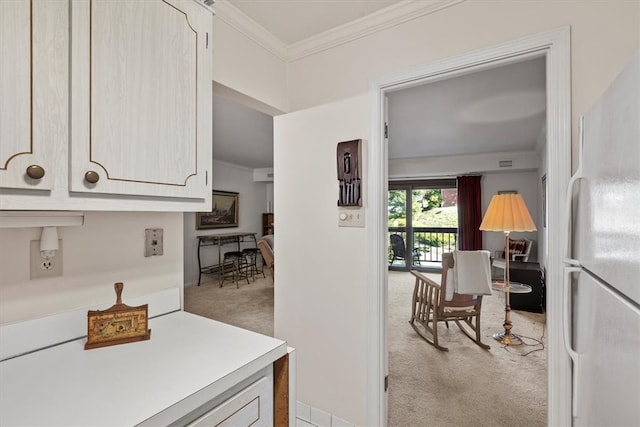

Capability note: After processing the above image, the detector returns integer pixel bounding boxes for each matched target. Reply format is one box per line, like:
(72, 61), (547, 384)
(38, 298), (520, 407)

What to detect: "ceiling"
(213, 1), (547, 169)
(213, 94), (273, 169)
(387, 57), (547, 159)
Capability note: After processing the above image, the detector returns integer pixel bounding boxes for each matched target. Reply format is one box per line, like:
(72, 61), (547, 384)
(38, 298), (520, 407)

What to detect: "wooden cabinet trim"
(273, 353), (289, 426)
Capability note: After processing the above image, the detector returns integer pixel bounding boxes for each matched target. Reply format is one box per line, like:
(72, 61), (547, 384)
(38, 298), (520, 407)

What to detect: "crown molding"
(214, 0), (289, 60)
(287, 0), (465, 61)
(215, 0), (465, 63)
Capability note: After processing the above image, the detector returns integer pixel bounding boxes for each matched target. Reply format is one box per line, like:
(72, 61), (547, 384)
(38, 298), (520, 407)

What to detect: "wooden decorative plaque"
(85, 282), (151, 350)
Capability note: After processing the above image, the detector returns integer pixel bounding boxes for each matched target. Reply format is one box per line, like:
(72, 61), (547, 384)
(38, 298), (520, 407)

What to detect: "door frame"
(366, 27), (572, 426)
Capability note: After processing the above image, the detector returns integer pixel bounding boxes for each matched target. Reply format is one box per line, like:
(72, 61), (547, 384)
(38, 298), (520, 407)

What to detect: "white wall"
(183, 160), (270, 286)
(212, 17), (288, 113)
(0, 0), (626, 423)
(267, 3), (637, 425)
(0, 212), (183, 324)
(274, 95), (370, 425)
(389, 150), (539, 179)
(287, 1), (639, 165)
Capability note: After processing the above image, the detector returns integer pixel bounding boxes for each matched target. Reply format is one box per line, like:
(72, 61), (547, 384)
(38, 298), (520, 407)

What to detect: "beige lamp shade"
(479, 193), (537, 232)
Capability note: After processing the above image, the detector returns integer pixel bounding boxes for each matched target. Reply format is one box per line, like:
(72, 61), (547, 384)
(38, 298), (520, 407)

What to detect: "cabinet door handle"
(26, 165), (45, 180)
(84, 171), (100, 184)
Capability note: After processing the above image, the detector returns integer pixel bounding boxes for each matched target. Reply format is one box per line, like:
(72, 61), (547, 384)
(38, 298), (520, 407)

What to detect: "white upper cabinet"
(0, 0), (213, 211)
(0, 0), (60, 191)
(70, 0), (210, 199)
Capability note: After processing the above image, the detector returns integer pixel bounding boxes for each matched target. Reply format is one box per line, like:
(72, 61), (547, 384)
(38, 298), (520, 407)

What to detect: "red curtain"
(457, 175), (483, 250)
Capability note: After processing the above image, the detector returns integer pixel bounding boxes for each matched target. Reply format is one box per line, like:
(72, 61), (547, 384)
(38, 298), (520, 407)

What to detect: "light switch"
(145, 228), (163, 257)
(338, 208), (365, 227)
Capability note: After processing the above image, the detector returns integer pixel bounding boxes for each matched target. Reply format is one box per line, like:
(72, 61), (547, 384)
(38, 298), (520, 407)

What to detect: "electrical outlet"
(41, 259), (55, 270)
(145, 228), (164, 257)
(30, 240), (63, 279)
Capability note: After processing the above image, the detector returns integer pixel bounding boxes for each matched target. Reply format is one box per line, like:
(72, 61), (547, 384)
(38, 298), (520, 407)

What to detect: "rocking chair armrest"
(410, 270), (440, 289)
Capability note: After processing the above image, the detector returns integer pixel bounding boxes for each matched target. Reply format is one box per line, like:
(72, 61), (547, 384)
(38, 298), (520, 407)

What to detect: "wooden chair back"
(409, 252), (490, 351)
(439, 253), (483, 311)
(258, 235), (274, 279)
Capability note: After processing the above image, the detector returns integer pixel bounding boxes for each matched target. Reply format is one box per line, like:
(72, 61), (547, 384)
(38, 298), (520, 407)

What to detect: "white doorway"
(366, 27), (572, 426)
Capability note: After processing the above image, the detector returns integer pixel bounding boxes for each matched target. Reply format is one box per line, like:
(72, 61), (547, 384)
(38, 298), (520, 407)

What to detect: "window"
(388, 179), (458, 270)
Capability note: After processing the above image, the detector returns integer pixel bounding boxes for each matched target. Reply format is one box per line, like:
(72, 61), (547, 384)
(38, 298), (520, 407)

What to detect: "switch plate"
(30, 240), (63, 279)
(338, 207), (365, 227)
(145, 228), (164, 257)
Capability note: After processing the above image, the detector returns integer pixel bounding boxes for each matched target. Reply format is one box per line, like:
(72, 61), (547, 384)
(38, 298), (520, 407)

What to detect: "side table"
(492, 260), (545, 313)
(491, 281), (532, 345)
(492, 281), (532, 294)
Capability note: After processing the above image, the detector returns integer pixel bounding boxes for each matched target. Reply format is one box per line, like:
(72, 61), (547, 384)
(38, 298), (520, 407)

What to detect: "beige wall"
(0, 212), (183, 324)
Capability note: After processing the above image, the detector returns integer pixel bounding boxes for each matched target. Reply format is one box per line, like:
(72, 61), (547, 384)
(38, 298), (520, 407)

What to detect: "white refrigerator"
(564, 51), (640, 426)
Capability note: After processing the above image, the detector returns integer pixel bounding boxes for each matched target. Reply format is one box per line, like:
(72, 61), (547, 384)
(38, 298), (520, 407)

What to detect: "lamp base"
(493, 332), (523, 346)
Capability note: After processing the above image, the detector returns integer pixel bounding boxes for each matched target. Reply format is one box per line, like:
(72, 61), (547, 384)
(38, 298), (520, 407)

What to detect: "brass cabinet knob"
(84, 170), (100, 184)
(26, 165), (45, 180)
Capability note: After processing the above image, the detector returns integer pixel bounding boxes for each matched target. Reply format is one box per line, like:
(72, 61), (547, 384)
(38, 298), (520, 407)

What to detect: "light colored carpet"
(184, 273), (274, 337)
(387, 270), (547, 427)
(184, 271), (547, 427)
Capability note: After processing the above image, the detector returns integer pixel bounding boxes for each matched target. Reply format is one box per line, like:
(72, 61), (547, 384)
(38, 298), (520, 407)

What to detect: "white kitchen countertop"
(0, 311), (287, 426)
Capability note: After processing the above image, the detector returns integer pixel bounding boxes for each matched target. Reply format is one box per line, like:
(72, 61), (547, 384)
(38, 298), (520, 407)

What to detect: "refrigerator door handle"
(563, 116), (585, 267)
(563, 266), (582, 417)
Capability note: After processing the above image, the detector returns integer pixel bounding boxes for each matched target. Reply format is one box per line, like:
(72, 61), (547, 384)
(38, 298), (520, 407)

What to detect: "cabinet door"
(70, 0), (212, 200)
(0, 0), (65, 191)
(186, 374), (273, 427)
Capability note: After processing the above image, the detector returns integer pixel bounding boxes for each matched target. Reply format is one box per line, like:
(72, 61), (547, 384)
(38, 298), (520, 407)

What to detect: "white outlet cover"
(145, 228), (164, 257)
(30, 240), (63, 279)
(338, 207), (365, 227)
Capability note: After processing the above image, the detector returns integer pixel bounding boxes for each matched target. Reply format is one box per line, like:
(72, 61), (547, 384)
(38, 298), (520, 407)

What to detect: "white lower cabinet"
(0, 311), (291, 426)
(186, 367), (274, 427)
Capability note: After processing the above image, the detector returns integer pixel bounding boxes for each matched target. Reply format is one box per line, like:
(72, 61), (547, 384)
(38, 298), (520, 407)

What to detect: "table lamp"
(480, 192), (537, 345)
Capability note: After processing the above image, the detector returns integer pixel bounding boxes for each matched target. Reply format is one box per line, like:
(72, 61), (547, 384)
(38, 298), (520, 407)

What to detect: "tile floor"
(295, 401), (355, 427)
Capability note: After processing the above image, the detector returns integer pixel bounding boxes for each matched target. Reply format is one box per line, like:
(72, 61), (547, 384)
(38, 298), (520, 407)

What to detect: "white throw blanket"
(452, 250), (492, 296)
(445, 270), (456, 301)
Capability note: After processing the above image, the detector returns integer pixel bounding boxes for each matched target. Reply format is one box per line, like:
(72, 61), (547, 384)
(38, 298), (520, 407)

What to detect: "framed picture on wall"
(196, 190), (239, 229)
